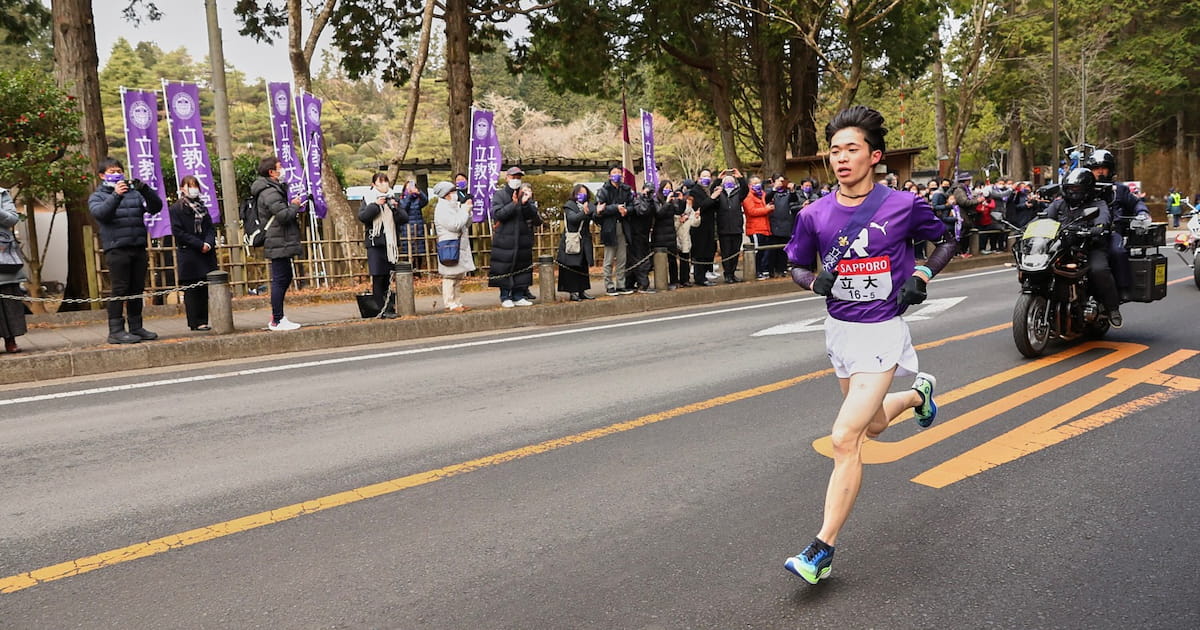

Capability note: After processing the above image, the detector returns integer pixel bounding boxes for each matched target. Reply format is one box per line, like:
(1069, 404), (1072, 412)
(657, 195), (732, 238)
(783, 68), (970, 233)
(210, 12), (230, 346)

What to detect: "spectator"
(818, 183), (831, 197)
(763, 175), (801, 278)
(453, 172), (471, 204)
(674, 187), (702, 286)
(714, 168), (748, 282)
(688, 169), (720, 286)
(651, 179), (684, 289)
(489, 167), (542, 307)
(168, 175), (219, 331)
(557, 184), (597, 301)
(357, 173), (408, 319)
(0, 186), (27, 353)
(595, 165), (634, 296)
(901, 179), (916, 193)
(249, 155), (305, 331)
(432, 181), (475, 312)
(398, 179), (428, 266)
(88, 156), (165, 344)
(627, 183), (657, 293)
(742, 174), (772, 279)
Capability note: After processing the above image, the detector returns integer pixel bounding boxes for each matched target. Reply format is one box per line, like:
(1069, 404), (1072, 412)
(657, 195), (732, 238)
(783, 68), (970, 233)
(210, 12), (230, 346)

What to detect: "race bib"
(832, 256), (892, 302)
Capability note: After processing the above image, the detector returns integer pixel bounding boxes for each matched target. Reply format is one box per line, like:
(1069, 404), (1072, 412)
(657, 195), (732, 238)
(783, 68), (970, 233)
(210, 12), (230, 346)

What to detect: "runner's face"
(827, 127), (880, 189)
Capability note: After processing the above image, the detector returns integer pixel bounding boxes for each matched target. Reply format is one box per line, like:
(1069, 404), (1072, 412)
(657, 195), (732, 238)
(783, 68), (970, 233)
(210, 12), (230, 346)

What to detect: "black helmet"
(1063, 168), (1096, 206)
(1086, 149), (1117, 182)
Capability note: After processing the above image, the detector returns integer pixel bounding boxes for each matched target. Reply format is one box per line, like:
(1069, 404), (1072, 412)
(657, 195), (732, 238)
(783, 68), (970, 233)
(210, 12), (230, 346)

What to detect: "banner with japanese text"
(641, 109), (659, 190)
(294, 91), (328, 219)
(163, 81), (220, 223)
(468, 108), (501, 223)
(120, 88), (170, 238)
(266, 82), (305, 197)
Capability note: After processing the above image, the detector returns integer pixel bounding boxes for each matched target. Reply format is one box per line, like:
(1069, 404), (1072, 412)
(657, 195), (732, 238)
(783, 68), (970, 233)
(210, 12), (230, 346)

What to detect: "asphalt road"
(2, 263), (1198, 629)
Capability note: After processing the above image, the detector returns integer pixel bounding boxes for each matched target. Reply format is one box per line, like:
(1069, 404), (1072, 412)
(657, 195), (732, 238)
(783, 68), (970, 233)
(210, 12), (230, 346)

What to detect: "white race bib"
(832, 256), (892, 302)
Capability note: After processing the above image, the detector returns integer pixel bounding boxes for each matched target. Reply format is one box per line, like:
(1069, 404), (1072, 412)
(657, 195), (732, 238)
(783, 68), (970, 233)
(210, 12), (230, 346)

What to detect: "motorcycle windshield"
(1018, 219), (1061, 269)
(1023, 218), (1061, 240)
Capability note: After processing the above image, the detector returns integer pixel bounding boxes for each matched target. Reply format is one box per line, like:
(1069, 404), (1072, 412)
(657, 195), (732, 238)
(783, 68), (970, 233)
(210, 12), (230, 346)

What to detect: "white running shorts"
(823, 315), (919, 379)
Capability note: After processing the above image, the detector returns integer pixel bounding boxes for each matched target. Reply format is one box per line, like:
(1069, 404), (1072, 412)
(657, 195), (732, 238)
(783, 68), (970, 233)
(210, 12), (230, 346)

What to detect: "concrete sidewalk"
(2, 254), (1014, 386)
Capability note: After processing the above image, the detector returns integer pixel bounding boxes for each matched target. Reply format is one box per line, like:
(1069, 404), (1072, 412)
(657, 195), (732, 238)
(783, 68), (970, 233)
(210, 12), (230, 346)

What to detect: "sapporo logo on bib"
(833, 256), (892, 301)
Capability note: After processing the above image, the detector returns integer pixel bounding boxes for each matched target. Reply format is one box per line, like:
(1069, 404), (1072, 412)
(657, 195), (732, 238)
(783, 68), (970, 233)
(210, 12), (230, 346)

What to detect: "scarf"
(185, 198), (206, 233)
(368, 196), (400, 264)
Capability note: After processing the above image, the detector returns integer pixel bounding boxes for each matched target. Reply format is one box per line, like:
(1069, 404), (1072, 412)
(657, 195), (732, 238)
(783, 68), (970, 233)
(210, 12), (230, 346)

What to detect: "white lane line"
(1, 267), (1014, 406)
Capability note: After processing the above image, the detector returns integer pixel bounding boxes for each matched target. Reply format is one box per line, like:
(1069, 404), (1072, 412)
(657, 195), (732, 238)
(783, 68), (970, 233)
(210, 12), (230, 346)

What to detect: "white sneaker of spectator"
(268, 316), (301, 331)
(514, 298), (533, 306)
(501, 300), (515, 308)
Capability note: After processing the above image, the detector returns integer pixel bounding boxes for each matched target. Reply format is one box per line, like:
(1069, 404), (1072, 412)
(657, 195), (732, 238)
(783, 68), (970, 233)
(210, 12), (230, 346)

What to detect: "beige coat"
(434, 198), (476, 276)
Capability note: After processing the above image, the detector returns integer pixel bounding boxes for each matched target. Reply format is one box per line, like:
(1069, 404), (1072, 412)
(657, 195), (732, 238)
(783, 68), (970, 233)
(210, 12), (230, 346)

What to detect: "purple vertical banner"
(163, 81), (220, 223)
(641, 109), (659, 190)
(468, 108), (502, 223)
(299, 92), (328, 218)
(120, 88), (170, 238)
(266, 82), (305, 197)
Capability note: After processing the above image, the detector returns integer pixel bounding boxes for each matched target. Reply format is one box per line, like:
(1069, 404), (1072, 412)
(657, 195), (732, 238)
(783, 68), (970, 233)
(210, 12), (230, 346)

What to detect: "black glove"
(130, 179), (147, 192)
(1089, 225), (1107, 236)
(899, 275), (928, 305)
(811, 269), (838, 296)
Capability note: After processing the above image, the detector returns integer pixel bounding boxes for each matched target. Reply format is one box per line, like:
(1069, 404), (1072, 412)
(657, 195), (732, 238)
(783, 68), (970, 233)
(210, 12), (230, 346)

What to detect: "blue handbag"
(436, 238), (460, 265)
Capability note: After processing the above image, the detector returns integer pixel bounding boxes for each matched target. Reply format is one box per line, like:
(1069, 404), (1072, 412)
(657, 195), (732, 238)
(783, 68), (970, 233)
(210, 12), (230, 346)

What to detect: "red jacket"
(742, 191), (771, 235)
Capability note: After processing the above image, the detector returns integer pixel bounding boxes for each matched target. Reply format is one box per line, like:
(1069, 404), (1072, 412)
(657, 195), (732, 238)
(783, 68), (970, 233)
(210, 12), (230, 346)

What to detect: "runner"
(782, 105), (957, 584)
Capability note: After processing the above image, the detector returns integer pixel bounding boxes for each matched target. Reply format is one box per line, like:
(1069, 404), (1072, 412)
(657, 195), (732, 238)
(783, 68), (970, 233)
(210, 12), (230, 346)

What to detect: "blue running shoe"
(912, 372), (938, 428)
(784, 538), (835, 584)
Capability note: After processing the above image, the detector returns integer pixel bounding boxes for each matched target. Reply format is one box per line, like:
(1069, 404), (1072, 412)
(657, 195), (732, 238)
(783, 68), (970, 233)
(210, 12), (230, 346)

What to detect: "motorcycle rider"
(1045, 168), (1123, 327)
(1085, 149), (1149, 298)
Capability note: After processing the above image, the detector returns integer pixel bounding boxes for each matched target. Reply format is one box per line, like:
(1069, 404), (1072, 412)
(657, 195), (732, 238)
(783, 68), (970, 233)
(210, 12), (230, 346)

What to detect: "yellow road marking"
(913, 349), (1200, 487)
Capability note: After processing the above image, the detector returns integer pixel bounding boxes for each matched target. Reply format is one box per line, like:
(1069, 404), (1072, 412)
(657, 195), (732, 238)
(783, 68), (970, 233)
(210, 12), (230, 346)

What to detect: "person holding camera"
(0, 186), (28, 353)
(651, 179), (685, 289)
(713, 168), (747, 283)
(687, 169), (720, 286)
(88, 157), (164, 344)
(489, 167), (542, 307)
(168, 175), (219, 331)
(627, 182), (658, 293)
(249, 155), (306, 331)
(358, 173), (409, 318)
(556, 184), (596, 301)
(398, 179), (429, 267)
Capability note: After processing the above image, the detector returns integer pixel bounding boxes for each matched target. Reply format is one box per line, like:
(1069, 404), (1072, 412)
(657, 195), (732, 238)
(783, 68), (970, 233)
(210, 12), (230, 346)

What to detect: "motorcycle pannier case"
(1128, 253), (1168, 302)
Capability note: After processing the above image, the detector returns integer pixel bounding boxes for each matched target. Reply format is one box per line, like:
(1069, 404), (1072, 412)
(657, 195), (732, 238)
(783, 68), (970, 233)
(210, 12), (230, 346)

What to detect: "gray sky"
(92, 0), (319, 84)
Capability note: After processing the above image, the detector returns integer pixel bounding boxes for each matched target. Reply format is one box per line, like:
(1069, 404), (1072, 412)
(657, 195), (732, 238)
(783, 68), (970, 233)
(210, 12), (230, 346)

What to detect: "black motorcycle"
(1010, 203), (1168, 358)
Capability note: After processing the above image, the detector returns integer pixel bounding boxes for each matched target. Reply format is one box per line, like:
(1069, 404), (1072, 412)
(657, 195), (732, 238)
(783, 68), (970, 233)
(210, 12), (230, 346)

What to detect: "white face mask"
(508, 179), (522, 190)
(185, 187), (200, 199)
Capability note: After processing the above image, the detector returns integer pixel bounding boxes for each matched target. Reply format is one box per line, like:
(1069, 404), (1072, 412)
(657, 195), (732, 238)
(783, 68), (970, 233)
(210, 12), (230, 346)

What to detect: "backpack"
(239, 191), (274, 248)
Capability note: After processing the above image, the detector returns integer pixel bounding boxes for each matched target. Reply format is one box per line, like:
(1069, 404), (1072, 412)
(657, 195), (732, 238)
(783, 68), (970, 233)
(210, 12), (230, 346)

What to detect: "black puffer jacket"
(88, 184), (164, 250)
(250, 176), (302, 259)
(651, 194), (684, 248)
(488, 187), (543, 288)
(764, 189), (802, 238)
(714, 178), (747, 235)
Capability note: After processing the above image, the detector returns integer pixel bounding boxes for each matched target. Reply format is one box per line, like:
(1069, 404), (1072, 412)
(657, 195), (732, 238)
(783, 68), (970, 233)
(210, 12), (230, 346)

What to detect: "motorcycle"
(1171, 209), (1200, 289)
(1009, 203), (1168, 358)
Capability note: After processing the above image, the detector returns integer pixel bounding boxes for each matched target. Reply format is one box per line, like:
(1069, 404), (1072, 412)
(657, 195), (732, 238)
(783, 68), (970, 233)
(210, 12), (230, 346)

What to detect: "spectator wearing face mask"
(742, 175), (773, 279)
(453, 172), (471, 204)
(398, 178), (429, 266)
(357, 173), (409, 318)
(595, 166), (635, 296)
(763, 175), (803, 277)
(557, 184), (597, 301)
(489, 166), (542, 307)
(651, 179), (686, 289)
(713, 168), (747, 282)
(627, 182), (658, 293)
(687, 169), (720, 286)
(169, 175), (219, 331)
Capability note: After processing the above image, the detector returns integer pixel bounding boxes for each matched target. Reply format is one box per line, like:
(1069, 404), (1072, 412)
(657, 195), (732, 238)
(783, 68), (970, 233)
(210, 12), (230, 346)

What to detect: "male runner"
(782, 106), (958, 584)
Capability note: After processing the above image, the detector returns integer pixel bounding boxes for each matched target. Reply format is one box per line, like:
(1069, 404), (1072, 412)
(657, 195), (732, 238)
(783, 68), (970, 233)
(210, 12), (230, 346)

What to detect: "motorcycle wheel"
(1085, 317), (1110, 339)
(1013, 293), (1050, 358)
(1193, 250), (1199, 289)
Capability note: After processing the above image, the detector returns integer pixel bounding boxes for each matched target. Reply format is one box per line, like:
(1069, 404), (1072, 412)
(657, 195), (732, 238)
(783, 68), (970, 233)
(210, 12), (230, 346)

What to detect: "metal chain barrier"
(0, 280), (209, 304)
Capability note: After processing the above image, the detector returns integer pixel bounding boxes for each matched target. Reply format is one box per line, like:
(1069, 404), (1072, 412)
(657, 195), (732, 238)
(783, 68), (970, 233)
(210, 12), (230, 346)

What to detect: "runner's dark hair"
(825, 105), (887, 153)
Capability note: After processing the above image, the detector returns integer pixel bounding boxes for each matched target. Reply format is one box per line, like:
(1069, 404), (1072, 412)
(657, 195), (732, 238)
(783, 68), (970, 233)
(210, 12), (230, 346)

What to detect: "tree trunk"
(1008, 107), (1025, 180)
(707, 74), (740, 170)
(1174, 110), (1186, 190)
(753, 9), (785, 177)
(287, 0), (357, 279)
(794, 42), (819, 158)
(20, 197), (45, 313)
(51, 0), (105, 311)
(388, 0), (437, 183)
(444, 0), (472, 175)
(932, 29), (948, 177)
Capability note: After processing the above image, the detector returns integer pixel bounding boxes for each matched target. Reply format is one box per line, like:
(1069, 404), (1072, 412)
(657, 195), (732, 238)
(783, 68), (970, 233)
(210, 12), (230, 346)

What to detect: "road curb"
(4, 256), (1010, 386)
